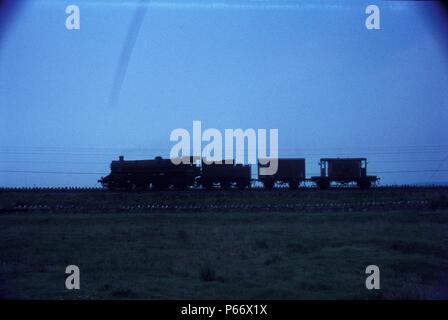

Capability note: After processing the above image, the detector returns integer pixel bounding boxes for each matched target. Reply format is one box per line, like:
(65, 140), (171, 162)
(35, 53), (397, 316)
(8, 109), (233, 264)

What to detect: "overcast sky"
(1, 0), (448, 187)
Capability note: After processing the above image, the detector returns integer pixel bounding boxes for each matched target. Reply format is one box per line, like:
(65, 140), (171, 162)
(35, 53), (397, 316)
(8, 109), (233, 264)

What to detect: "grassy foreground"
(1, 210), (448, 299)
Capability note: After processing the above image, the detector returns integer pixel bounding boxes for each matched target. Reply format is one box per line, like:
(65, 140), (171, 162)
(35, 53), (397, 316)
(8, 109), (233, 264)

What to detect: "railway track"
(0, 199), (439, 214)
(0, 185), (447, 193)
(1, 185), (446, 213)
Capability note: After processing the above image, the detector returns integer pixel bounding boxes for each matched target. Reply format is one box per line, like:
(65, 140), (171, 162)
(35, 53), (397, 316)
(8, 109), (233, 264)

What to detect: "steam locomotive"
(98, 156), (378, 190)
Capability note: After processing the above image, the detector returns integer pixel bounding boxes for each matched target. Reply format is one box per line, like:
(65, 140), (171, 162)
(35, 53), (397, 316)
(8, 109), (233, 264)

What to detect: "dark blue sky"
(1, 0), (448, 187)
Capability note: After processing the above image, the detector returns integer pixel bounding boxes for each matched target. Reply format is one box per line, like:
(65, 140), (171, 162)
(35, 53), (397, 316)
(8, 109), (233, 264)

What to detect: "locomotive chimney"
(119, 155), (124, 161)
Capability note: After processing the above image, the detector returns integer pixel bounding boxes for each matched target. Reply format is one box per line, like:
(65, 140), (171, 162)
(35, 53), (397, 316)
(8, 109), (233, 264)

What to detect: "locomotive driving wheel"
(316, 179), (330, 189)
(203, 181), (213, 190)
(220, 181), (231, 190)
(236, 180), (249, 190)
(357, 179), (372, 189)
(289, 180), (299, 190)
(263, 180), (274, 190)
(174, 181), (189, 190)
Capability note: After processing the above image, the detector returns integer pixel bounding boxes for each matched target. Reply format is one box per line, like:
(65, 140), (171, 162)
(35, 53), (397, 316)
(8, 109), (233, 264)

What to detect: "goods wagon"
(310, 158), (378, 189)
(258, 158), (306, 189)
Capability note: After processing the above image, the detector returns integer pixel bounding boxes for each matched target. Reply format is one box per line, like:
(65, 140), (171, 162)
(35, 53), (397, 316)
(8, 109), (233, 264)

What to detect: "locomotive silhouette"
(99, 156), (378, 190)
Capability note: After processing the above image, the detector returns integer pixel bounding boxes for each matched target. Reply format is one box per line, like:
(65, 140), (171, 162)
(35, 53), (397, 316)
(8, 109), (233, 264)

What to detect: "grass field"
(1, 209), (448, 299)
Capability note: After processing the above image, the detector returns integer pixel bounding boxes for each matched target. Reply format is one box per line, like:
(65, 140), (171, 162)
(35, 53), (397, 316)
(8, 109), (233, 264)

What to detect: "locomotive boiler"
(99, 156), (199, 190)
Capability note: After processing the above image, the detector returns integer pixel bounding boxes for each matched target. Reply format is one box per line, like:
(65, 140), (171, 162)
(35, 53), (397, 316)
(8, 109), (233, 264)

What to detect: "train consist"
(99, 156), (378, 190)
